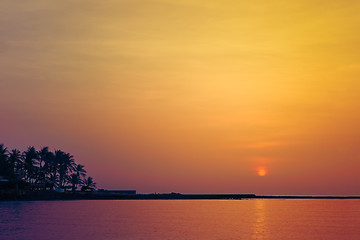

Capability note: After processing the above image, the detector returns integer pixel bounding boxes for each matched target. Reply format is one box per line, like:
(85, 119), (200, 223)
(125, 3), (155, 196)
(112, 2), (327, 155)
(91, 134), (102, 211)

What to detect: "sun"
(257, 168), (267, 176)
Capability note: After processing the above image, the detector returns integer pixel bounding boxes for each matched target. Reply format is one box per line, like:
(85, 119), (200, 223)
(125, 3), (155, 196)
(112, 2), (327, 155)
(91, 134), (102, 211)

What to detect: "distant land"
(1, 190), (360, 201)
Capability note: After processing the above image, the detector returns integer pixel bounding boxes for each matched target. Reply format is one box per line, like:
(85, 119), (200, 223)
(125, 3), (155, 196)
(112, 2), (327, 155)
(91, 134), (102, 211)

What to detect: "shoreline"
(2, 192), (360, 201)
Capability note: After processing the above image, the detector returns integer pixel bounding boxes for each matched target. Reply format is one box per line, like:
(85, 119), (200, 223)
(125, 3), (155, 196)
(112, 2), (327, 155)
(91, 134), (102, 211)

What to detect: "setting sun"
(257, 169), (267, 177)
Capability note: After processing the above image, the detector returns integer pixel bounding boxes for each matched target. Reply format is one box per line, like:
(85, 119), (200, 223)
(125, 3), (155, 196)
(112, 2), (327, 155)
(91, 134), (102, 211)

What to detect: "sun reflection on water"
(251, 200), (266, 239)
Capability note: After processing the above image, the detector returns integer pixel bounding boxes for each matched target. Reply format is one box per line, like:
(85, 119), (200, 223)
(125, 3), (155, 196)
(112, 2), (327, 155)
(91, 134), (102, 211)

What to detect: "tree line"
(0, 144), (96, 192)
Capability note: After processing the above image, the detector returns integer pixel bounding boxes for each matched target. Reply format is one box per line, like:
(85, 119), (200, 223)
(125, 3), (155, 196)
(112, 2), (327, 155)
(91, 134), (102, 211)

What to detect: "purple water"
(1, 199), (360, 240)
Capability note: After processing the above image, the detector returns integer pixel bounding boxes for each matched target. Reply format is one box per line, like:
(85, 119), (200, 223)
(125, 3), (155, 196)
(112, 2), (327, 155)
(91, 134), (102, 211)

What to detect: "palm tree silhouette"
(0, 144), (9, 178)
(56, 150), (76, 189)
(82, 176), (96, 191)
(8, 149), (23, 193)
(23, 146), (39, 185)
(38, 147), (50, 189)
(69, 173), (80, 192)
(8, 149), (22, 174)
(75, 164), (86, 180)
(42, 150), (56, 190)
(38, 147), (49, 169)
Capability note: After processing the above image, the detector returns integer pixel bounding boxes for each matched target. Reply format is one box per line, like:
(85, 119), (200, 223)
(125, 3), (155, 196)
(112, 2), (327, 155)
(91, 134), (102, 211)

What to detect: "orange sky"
(1, 0), (360, 194)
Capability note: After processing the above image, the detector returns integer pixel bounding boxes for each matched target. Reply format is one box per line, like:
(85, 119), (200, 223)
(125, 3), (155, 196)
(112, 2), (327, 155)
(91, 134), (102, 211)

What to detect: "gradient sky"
(1, 0), (360, 195)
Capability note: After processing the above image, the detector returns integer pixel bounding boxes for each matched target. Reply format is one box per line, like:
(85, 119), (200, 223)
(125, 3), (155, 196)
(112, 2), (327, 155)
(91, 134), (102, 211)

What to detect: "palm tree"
(82, 176), (96, 191)
(56, 150), (76, 189)
(54, 150), (64, 188)
(38, 147), (57, 189)
(38, 147), (49, 169)
(8, 149), (22, 177)
(73, 164), (87, 190)
(69, 173), (80, 192)
(0, 144), (9, 178)
(23, 146), (39, 185)
(42, 150), (56, 190)
(75, 164), (86, 180)
(8, 149), (23, 193)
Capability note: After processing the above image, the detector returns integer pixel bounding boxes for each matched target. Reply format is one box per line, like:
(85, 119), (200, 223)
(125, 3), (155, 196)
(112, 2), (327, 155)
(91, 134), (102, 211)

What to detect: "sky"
(1, 0), (360, 195)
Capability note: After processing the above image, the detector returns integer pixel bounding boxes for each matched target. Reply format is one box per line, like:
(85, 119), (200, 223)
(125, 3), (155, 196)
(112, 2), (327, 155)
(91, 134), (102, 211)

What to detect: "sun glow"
(257, 168), (267, 177)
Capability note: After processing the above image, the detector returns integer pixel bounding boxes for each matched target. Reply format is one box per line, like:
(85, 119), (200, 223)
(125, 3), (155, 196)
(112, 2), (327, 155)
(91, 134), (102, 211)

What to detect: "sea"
(1, 199), (360, 240)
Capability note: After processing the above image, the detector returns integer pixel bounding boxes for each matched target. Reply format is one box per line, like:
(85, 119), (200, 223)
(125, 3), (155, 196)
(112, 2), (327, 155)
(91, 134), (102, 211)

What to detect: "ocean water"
(1, 199), (360, 240)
